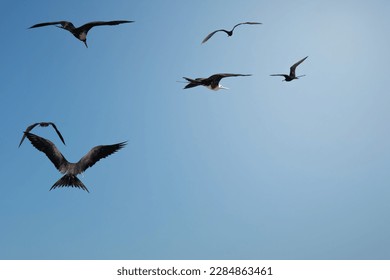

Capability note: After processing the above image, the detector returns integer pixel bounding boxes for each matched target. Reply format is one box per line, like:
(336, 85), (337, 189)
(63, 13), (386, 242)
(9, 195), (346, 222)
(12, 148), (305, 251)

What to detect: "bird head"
(207, 84), (229, 91)
(218, 85), (229, 90)
(80, 38), (88, 48)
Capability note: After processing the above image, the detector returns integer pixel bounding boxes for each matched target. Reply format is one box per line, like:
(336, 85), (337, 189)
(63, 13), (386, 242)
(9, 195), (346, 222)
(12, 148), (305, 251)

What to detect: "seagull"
(19, 122), (65, 147)
(270, 56), (308, 81)
(25, 132), (127, 193)
(183, 73), (252, 90)
(29, 20), (134, 47)
(202, 22), (262, 44)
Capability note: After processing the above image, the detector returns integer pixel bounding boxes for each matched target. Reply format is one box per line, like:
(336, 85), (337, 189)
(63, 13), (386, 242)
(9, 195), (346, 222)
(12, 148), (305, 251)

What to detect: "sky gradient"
(1, 0), (390, 259)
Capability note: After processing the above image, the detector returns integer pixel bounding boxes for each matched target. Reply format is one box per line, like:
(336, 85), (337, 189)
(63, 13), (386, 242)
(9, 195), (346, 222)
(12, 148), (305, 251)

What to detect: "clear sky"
(1, 0), (390, 260)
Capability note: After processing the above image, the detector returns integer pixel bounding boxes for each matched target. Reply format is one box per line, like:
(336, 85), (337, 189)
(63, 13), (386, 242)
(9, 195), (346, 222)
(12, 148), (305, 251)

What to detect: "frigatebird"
(19, 122), (65, 147)
(29, 20), (134, 47)
(25, 132), (127, 193)
(270, 56), (308, 81)
(202, 22), (262, 44)
(183, 73), (252, 90)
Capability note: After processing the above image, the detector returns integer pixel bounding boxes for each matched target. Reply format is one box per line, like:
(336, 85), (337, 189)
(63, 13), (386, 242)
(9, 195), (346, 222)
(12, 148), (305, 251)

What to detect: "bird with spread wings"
(19, 122), (65, 147)
(25, 132), (127, 193)
(202, 22), (262, 44)
(29, 20), (134, 47)
(270, 56), (308, 82)
(183, 73), (252, 90)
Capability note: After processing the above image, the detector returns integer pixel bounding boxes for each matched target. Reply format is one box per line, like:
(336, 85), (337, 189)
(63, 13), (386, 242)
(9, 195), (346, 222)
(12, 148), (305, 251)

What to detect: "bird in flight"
(202, 22), (262, 44)
(183, 73), (252, 91)
(29, 20), (134, 47)
(270, 56), (308, 82)
(25, 132), (127, 193)
(19, 122), (65, 147)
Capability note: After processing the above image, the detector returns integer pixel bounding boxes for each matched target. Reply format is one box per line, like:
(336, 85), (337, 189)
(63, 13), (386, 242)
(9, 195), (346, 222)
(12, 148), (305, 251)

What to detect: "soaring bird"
(29, 20), (134, 47)
(270, 56), (308, 81)
(183, 73), (252, 90)
(19, 122), (65, 147)
(25, 132), (127, 193)
(202, 22), (262, 44)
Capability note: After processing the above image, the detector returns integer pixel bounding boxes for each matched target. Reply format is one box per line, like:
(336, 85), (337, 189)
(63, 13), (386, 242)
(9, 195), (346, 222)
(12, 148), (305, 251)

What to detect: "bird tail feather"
(183, 77), (197, 83)
(50, 174), (89, 193)
(183, 77), (201, 89)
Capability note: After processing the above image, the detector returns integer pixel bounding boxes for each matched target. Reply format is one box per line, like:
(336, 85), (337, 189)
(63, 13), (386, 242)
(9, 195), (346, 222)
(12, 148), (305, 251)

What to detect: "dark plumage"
(202, 22), (262, 44)
(29, 20), (134, 47)
(183, 73), (252, 90)
(19, 122), (65, 147)
(270, 56), (308, 81)
(25, 132), (127, 192)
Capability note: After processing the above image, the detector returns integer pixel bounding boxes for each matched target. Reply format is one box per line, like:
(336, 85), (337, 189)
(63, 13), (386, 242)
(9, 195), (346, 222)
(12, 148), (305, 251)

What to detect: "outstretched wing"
(18, 123), (39, 147)
(201, 29), (228, 44)
(290, 56), (308, 77)
(25, 132), (68, 173)
(29, 21), (72, 29)
(75, 141), (127, 174)
(207, 73), (252, 88)
(215, 73), (252, 78)
(79, 20), (134, 33)
(211, 73), (252, 81)
(231, 21), (262, 31)
(48, 123), (66, 145)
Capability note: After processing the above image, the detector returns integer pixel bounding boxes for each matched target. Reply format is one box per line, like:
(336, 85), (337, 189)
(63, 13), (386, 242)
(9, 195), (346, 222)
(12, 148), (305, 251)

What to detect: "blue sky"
(1, 0), (390, 259)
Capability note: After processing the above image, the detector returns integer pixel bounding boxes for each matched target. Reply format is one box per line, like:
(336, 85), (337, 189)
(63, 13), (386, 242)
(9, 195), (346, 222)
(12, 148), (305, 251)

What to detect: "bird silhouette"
(202, 22), (262, 44)
(29, 20), (134, 47)
(25, 132), (127, 192)
(183, 73), (252, 90)
(270, 56), (308, 81)
(19, 122), (65, 147)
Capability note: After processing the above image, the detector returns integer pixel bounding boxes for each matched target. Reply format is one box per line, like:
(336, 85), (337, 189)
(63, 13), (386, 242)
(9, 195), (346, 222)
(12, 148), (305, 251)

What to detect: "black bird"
(202, 22), (262, 44)
(25, 132), (127, 193)
(183, 73), (252, 90)
(29, 20), (134, 47)
(270, 56), (308, 82)
(19, 122), (65, 147)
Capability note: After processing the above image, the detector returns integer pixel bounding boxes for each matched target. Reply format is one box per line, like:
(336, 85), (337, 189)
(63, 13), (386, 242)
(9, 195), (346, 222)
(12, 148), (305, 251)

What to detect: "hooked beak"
(83, 40), (88, 48)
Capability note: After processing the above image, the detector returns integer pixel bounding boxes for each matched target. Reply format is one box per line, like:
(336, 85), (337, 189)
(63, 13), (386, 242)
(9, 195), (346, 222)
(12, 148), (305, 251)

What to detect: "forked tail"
(182, 77), (201, 89)
(50, 174), (89, 193)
